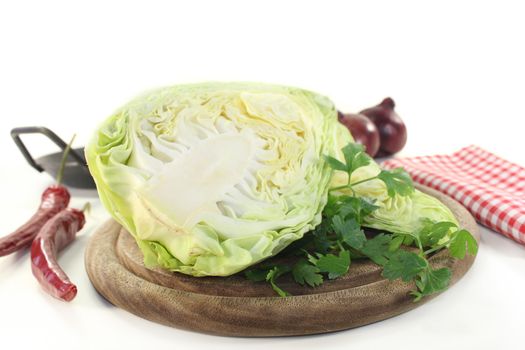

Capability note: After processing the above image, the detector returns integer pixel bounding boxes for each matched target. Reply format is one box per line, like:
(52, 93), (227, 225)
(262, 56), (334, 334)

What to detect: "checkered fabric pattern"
(381, 145), (525, 244)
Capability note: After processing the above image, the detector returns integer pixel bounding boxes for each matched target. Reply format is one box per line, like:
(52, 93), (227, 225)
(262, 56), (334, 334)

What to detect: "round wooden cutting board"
(85, 186), (479, 337)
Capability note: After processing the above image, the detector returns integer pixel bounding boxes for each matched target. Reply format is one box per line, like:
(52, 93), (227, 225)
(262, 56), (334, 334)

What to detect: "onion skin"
(360, 97), (407, 156)
(338, 113), (380, 157)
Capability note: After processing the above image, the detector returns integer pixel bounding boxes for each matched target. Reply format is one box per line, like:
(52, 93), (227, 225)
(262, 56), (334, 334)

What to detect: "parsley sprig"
(326, 143), (414, 197)
(245, 143), (478, 301)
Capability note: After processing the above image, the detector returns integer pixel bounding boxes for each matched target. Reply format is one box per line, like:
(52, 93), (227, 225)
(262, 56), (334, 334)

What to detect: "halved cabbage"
(86, 83), (340, 276)
(86, 82), (457, 277)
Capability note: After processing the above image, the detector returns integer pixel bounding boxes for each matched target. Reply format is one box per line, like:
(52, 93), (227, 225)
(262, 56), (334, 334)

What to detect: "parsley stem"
(415, 236), (424, 252)
(329, 184), (350, 192)
(423, 242), (449, 256)
(329, 176), (379, 193)
(400, 232), (424, 252)
(350, 176), (379, 187)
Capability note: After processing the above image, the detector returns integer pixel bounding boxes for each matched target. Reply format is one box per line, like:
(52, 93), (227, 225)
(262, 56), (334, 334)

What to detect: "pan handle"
(10, 126), (86, 172)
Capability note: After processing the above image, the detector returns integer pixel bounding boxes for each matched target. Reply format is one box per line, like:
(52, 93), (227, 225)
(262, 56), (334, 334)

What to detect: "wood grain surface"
(84, 186), (479, 337)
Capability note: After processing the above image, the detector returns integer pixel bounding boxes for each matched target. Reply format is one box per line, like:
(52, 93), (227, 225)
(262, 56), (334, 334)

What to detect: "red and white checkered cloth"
(382, 145), (525, 245)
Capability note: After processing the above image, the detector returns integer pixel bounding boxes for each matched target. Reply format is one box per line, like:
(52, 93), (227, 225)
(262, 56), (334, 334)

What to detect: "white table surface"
(1, 1), (524, 349)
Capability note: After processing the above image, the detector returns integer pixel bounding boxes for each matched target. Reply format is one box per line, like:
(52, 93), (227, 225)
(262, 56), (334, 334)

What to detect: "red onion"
(360, 98), (407, 156)
(338, 113), (380, 157)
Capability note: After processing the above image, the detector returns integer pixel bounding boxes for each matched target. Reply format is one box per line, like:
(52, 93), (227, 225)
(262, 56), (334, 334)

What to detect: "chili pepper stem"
(56, 134), (76, 186)
(81, 202), (91, 214)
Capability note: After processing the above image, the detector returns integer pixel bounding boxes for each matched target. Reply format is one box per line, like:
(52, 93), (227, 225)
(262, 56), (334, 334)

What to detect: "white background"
(1, 1), (524, 349)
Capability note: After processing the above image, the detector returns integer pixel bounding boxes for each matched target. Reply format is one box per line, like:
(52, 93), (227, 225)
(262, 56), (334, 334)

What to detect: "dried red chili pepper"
(0, 186), (70, 257)
(30, 207), (86, 302)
